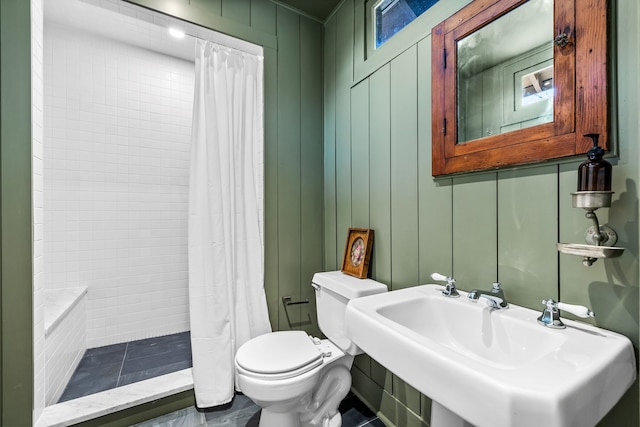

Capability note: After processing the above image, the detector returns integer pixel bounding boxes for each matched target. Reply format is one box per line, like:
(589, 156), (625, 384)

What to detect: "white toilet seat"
(236, 331), (324, 380)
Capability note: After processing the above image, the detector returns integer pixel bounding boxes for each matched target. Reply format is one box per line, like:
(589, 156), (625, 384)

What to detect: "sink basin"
(376, 293), (565, 370)
(346, 285), (636, 427)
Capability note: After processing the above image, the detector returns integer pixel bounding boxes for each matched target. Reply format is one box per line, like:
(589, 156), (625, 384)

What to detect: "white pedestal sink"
(345, 285), (636, 427)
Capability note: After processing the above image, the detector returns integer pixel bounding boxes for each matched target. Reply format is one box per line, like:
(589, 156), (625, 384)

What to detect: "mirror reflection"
(456, 0), (554, 144)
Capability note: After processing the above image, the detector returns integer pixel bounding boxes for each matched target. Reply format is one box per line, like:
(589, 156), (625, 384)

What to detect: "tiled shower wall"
(43, 22), (194, 348)
(32, 0), (45, 418)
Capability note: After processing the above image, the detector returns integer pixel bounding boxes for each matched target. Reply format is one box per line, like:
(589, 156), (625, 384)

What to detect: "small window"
(521, 65), (554, 106)
(373, 0), (439, 49)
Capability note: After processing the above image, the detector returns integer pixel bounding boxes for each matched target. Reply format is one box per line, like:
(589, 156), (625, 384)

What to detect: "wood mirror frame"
(431, 0), (608, 176)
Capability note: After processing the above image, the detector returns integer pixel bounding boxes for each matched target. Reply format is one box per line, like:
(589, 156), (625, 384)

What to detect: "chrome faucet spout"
(467, 283), (508, 309)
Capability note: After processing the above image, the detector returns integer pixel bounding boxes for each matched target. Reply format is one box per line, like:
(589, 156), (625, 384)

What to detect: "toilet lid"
(236, 331), (323, 376)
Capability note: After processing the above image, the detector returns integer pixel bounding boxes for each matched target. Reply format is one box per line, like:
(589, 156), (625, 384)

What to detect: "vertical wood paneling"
(193, 0), (221, 15)
(351, 80), (370, 227)
(299, 17), (323, 337)
(1, 2), (34, 424)
(392, 377), (421, 417)
(323, 16), (338, 270)
(497, 166), (558, 307)
(417, 37), (452, 284)
(594, 7), (640, 426)
(221, 0), (250, 26)
(250, 0), (276, 35)
(334, 2), (354, 267)
(369, 65), (392, 284)
(325, 0), (639, 424)
(263, 46), (279, 329)
(452, 174), (497, 290)
(390, 47), (419, 290)
(276, 7), (301, 330)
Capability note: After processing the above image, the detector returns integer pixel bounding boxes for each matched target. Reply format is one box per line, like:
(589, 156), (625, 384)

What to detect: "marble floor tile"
(203, 394), (260, 427)
(139, 392), (384, 427)
(339, 393), (381, 427)
(132, 406), (206, 427)
(361, 419), (387, 427)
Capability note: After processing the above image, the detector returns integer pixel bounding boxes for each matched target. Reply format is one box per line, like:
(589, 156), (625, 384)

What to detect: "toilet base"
(258, 409), (301, 427)
(259, 409), (342, 427)
(255, 364), (351, 427)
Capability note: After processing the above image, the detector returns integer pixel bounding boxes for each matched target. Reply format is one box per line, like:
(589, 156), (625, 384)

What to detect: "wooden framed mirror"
(431, 0), (608, 176)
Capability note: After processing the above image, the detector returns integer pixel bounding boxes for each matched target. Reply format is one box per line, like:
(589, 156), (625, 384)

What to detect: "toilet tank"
(312, 271), (387, 355)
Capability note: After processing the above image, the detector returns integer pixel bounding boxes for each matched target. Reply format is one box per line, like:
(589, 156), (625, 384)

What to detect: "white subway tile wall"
(43, 22), (194, 347)
(44, 293), (87, 405)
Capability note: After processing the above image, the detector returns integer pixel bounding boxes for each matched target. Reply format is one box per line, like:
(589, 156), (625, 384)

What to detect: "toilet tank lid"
(312, 271), (387, 300)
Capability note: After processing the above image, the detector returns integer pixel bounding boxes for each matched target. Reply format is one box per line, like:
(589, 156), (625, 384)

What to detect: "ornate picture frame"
(341, 228), (374, 279)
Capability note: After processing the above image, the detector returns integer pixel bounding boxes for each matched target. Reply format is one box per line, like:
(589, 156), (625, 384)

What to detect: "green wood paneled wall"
(351, 80), (370, 227)
(369, 65), (392, 284)
(276, 6), (303, 331)
(323, 16), (338, 271)
(299, 17), (324, 336)
(324, 0), (640, 426)
(1, 1), (34, 425)
(334, 3), (355, 270)
(390, 47), (419, 290)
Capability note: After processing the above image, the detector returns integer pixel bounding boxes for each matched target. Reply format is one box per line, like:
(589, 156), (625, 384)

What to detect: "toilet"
(235, 271), (387, 427)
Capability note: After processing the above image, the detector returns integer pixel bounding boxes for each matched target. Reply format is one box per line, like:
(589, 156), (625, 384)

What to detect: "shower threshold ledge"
(36, 368), (194, 427)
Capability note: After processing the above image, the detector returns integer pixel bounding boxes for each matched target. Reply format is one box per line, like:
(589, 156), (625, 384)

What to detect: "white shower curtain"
(188, 39), (271, 408)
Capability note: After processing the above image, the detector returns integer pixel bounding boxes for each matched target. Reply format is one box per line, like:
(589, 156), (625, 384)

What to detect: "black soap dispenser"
(577, 134), (611, 192)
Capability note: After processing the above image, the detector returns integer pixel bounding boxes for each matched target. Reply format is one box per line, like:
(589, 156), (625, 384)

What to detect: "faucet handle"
(431, 273), (459, 298)
(555, 301), (595, 318)
(538, 299), (595, 329)
(431, 272), (451, 282)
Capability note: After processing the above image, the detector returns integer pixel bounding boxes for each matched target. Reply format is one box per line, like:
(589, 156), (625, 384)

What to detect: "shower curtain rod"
(178, 29), (263, 57)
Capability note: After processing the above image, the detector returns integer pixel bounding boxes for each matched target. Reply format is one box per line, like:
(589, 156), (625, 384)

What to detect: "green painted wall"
(324, 0), (640, 426)
(1, 1), (35, 425)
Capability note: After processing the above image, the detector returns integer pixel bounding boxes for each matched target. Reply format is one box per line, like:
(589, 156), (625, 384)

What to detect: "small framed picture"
(341, 228), (374, 279)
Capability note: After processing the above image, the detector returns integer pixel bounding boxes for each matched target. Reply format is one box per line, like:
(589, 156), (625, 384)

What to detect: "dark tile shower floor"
(59, 331), (192, 402)
(60, 331), (385, 426)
